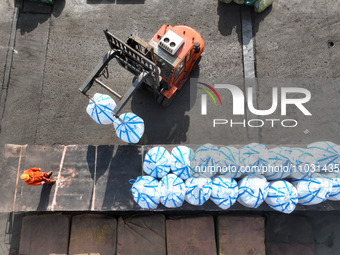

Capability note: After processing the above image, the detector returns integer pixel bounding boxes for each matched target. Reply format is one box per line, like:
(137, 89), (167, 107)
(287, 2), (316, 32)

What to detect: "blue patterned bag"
(113, 112), (144, 143)
(210, 177), (238, 210)
(185, 177), (212, 206)
(159, 174), (186, 208)
(143, 147), (171, 178)
(131, 176), (160, 209)
(86, 93), (116, 125)
(170, 146), (193, 180)
(191, 144), (220, 178)
(265, 180), (298, 214)
(238, 175), (269, 208)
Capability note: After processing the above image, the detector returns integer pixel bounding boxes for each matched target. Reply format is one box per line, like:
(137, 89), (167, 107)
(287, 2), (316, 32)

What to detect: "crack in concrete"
(33, 14), (52, 144)
(0, 1), (20, 134)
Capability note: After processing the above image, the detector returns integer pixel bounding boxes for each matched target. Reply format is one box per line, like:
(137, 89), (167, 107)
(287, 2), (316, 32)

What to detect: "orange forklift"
(79, 24), (204, 116)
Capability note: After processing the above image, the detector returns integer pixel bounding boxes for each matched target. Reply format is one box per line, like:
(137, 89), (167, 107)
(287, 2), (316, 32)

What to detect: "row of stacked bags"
(131, 142), (340, 214)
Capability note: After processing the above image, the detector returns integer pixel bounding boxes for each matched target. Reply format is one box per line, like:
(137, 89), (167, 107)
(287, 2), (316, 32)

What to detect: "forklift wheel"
(156, 91), (177, 107)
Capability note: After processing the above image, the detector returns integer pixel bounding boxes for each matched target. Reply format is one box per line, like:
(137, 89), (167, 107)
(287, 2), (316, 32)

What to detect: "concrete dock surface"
(0, 0), (339, 254)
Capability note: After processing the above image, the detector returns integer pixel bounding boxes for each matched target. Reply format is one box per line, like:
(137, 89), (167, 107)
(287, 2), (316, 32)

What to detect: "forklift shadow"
(131, 67), (200, 144)
(217, 1), (242, 43)
(252, 5), (272, 36)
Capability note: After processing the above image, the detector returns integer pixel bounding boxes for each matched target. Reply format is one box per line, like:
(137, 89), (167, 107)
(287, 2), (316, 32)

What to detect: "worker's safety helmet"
(20, 173), (30, 181)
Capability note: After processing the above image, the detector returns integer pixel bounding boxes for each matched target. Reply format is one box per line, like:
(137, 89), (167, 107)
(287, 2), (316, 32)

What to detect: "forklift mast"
(79, 30), (160, 117)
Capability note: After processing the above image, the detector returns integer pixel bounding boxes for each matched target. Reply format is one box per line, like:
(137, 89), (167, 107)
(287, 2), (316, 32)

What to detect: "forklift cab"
(148, 25), (204, 104)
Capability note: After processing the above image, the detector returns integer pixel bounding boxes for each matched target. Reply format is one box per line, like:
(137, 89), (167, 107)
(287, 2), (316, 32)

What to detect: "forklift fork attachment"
(112, 71), (149, 116)
(79, 50), (116, 95)
(93, 78), (122, 100)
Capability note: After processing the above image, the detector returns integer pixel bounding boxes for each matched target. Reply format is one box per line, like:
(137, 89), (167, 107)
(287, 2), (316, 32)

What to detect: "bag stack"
(130, 141), (340, 214)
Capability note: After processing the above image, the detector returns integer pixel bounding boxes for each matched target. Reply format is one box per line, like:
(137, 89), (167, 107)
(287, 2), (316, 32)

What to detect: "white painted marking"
(91, 146), (98, 211)
(12, 145), (23, 213)
(51, 146), (67, 211)
(241, 8), (260, 141)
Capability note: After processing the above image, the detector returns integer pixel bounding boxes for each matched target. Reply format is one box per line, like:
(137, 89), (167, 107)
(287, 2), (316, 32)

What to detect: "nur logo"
(198, 82), (222, 115)
(197, 81), (312, 128)
(198, 82), (312, 116)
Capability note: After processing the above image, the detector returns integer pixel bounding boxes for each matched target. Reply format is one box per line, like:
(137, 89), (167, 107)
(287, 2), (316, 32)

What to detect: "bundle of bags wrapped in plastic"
(219, 0), (275, 13)
(131, 141), (340, 214)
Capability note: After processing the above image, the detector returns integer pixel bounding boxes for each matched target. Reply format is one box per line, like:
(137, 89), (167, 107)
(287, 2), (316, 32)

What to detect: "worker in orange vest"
(20, 167), (55, 186)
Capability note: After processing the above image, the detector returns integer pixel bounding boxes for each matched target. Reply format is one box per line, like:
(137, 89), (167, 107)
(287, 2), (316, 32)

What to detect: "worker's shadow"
(36, 183), (54, 211)
(131, 67), (200, 144)
(217, 1), (272, 45)
(17, 0), (65, 35)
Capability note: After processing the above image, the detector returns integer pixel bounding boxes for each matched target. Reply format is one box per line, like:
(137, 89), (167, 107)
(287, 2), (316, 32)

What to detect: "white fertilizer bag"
(239, 143), (269, 175)
(237, 175), (269, 208)
(265, 180), (298, 214)
(292, 174), (333, 205)
(307, 141), (340, 169)
(113, 112), (144, 143)
(323, 172), (340, 201)
(185, 177), (212, 206)
(159, 174), (186, 208)
(265, 147), (293, 180)
(210, 177), (238, 210)
(86, 93), (116, 124)
(289, 148), (317, 179)
(219, 146), (243, 178)
(143, 147), (171, 178)
(170, 146), (193, 180)
(131, 176), (160, 209)
(190, 144), (220, 178)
